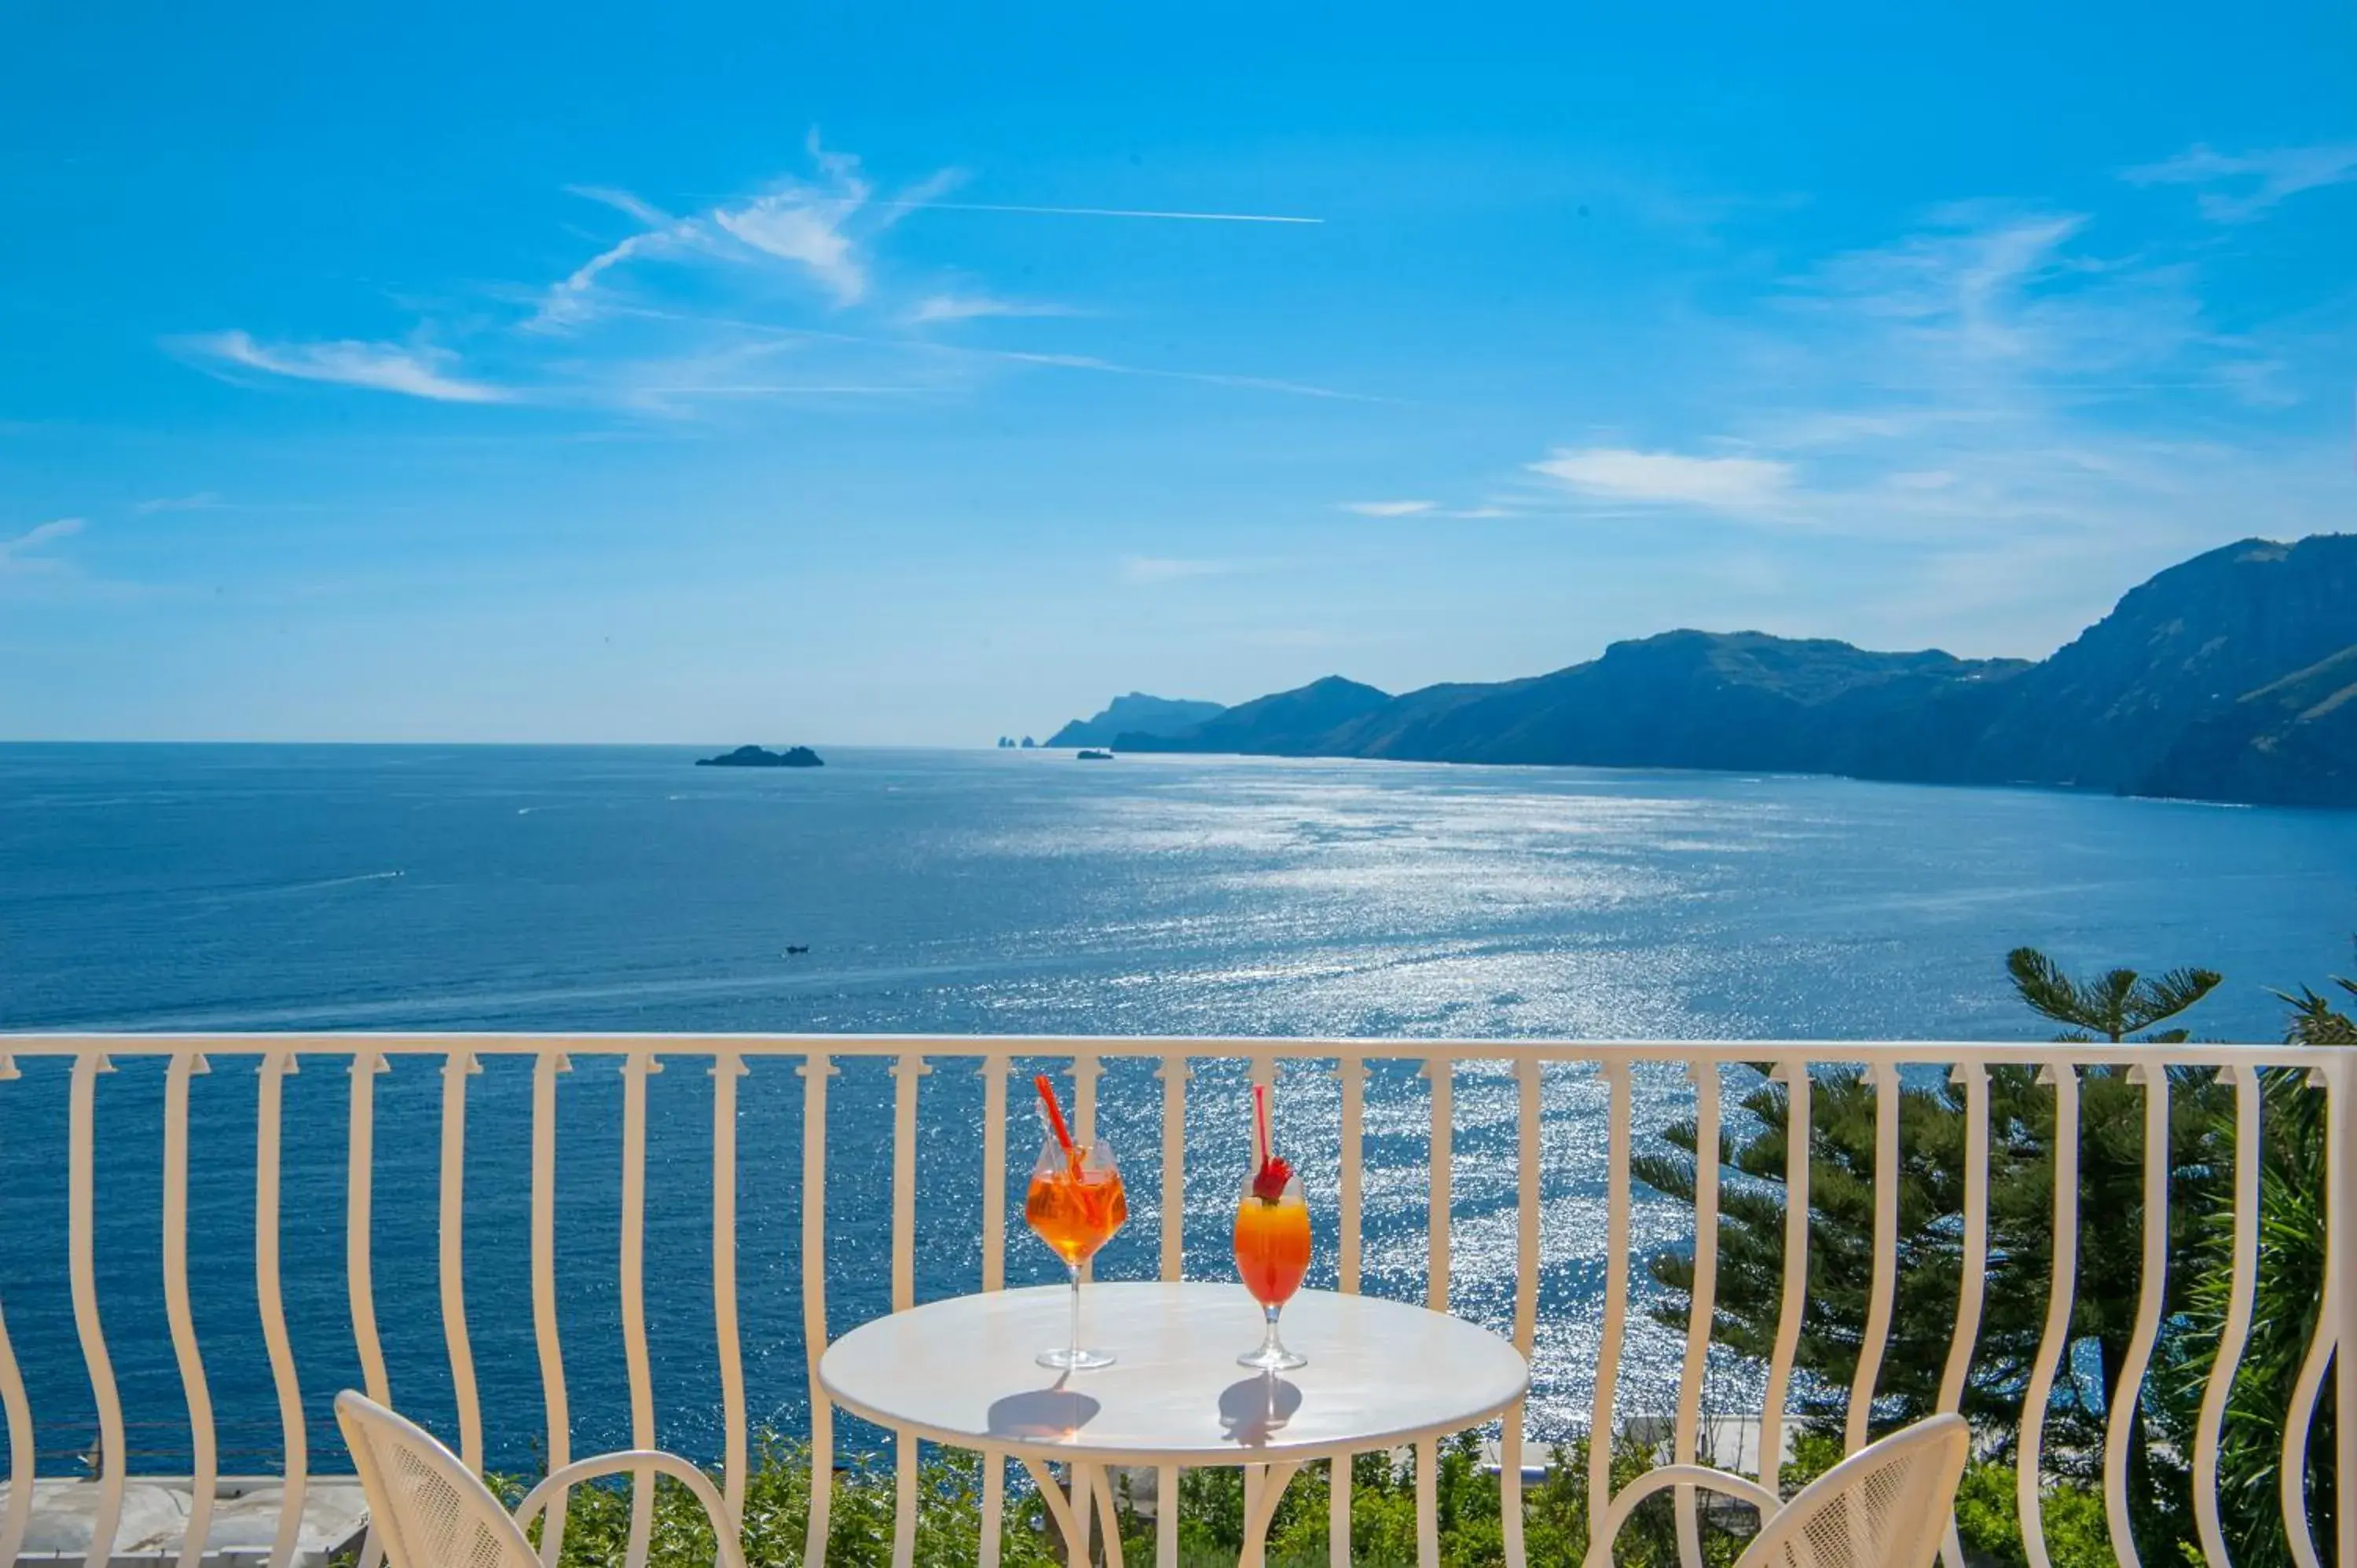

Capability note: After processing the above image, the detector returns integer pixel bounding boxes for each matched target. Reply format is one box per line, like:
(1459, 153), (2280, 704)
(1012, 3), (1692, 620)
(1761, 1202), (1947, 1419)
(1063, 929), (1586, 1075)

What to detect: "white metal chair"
(335, 1390), (746, 1568)
(1582, 1412), (1970, 1568)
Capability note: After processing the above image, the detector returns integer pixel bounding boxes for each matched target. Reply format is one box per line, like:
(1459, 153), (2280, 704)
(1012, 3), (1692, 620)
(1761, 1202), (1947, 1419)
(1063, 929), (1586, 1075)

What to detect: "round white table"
(819, 1281), (1530, 1568)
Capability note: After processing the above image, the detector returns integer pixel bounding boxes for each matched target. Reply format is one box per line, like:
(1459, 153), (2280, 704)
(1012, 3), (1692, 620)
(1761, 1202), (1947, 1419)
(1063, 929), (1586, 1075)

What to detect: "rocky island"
(696, 745), (824, 768)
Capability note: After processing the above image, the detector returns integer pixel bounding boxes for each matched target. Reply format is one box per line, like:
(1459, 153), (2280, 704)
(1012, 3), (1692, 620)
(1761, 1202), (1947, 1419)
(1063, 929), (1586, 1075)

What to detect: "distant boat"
(697, 745), (824, 768)
(784, 944), (810, 955)
(1076, 749), (1115, 761)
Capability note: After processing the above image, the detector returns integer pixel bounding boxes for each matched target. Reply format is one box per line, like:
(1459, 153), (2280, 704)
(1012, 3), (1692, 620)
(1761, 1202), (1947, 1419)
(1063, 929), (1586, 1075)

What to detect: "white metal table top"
(818, 1281), (1530, 1466)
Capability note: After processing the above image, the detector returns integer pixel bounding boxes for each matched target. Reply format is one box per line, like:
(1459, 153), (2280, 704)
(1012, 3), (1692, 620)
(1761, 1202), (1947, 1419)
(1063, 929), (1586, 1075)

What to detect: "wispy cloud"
(178, 133), (1346, 418)
(1495, 192), (2347, 574)
(537, 134), (948, 328)
(0, 517), (83, 572)
(2125, 142), (2357, 222)
(1121, 555), (1239, 584)
(181, 332), (511, 403)
(905, 292), (1079, 325)
(1530, 447), (1794, 511)
(871, 199), (1320, 225)
(135, 492), (226, 514)
(995, 350), (1380, 402)
(1341, 500), (1433, 516)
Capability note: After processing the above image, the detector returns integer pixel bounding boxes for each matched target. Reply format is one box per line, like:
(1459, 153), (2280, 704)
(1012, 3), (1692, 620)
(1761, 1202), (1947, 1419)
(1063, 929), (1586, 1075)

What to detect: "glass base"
(1237, 1343), (1307, 1372)
(1038, 1346), (1117, 1371)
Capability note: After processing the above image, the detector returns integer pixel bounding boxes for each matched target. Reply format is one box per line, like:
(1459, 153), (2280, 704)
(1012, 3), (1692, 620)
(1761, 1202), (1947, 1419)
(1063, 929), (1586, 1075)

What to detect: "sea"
(2, 743), (2354, 1477)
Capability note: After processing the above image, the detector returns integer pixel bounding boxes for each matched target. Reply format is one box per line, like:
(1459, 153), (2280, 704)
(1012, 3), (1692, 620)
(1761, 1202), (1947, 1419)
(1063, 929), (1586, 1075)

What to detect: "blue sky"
(3, 1), (2353, 743)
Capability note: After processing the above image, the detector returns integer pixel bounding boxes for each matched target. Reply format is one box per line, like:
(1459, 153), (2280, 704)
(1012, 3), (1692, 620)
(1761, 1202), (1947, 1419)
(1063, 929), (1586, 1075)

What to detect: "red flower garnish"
(1251, 1083), (1292, 1202)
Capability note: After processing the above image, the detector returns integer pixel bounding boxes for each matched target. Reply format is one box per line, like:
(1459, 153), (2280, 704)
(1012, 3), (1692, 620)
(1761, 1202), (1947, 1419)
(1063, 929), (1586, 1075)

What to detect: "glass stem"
(1068, 1262), (1083, 1363)
(1260, 1302), (1284, 1359)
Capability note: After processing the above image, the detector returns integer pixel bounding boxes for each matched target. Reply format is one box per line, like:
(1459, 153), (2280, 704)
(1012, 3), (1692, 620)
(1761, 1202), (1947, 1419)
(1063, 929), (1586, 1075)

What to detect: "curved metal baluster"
(620, 1052), (659, 1568)
(2194, 1065), (2258, 1568)
(711, 1053), (748, 1530)
(1587, 1062), (1632, 1565)
(1420, 1056), (1456, 1568)
(1330, 1055), (1367, 1568)
(889, 1053), (929, 1568)
(2103, 1066), (2172, 1568)
(70, 1053), (125, 1568)
(166, 1053), (218, 1568)
(1846, 1061), (1901, 1455)
(256, 1052), (306, 1568)
(1937, 1062), (1989, 1568)
(1157, 1053), (1189, 1568)
(801, 1053), (838, 1568)
(1503, 1057), (1544, 1568)
(978, 1057), (1010, 1568)
(531, 1050), (574, 1567)
(1758, 1062), (1809, 1496)
(2327, 1059), (2357, 1568)
(1674, 1061), (1721, 1568)
(0, 1054), (35, 1568)
(2019, 1065), (2080, 1568)
(440, 1050), (484, 1470)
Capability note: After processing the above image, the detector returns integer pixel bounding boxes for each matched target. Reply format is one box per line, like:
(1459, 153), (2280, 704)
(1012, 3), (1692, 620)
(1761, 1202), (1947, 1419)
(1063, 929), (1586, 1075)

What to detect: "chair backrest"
(1736, 1413), (1970, 1568)
(336, 1391), (542, 1568)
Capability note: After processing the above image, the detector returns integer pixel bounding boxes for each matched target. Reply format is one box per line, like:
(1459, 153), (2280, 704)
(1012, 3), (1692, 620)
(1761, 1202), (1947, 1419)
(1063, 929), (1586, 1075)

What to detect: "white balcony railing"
(0, 1035), (2348, 1568)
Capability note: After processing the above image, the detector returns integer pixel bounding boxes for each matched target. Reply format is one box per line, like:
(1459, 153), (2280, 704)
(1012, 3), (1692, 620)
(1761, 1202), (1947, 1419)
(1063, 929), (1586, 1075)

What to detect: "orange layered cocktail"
(1234, 1082), (1310, 1370)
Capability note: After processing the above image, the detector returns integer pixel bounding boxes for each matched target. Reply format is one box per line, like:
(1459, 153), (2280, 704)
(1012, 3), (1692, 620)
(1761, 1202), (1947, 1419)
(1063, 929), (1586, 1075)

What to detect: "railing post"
(2333, 1053), (2357, 1568)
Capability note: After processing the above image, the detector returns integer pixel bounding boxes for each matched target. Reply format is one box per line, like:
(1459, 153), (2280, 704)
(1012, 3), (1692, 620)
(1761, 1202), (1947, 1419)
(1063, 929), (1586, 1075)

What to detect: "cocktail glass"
(1234, 1084), (1310, 1370)
(1025, 1088), (1128, 1371)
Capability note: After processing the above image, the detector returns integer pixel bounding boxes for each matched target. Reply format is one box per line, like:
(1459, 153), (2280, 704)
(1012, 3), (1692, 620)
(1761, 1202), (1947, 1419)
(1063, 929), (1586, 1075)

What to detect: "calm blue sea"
(2, 744), (2353, 1475)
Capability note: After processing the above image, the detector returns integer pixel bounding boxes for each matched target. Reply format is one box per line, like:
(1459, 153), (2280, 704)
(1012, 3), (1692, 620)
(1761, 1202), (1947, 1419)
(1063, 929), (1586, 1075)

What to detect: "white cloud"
(906, 293), (1077, 324)
(534, 222), (698, 331)
(541, 134), (923, 328)
(992, 349), (1378, 402)
(716, 187), (869, 305)
(873, 199), (1321, 224)
(2125, 142), (2357, 222)
(183, 332), (509, 403)
(1341, 500), (1434, 516)
(135, 492), (226, 514)
(1529, 447), (1794, 511)
(1121, 556), (1237, 584)
(0, 517), (82, 572)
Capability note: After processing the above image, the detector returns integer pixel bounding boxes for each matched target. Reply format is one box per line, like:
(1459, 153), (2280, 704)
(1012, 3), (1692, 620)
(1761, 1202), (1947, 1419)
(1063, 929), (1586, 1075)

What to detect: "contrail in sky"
(874, 200), (1321, 224)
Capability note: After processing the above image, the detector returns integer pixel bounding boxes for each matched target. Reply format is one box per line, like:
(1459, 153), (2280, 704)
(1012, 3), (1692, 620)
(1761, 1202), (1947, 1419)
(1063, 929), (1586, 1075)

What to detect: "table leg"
(1020, 1459), (1089, 1564)
(1090, 1467), (1127, 1568)
(1238, 1460), (1299, 1568)
(1415, 1439), (1439, 1568)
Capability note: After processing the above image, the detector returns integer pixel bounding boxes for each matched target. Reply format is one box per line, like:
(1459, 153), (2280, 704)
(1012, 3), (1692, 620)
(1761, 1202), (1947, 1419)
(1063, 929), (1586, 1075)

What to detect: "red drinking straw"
(1034, 1075), (1079, 1164)
(1253, 1083), (1273, 1167)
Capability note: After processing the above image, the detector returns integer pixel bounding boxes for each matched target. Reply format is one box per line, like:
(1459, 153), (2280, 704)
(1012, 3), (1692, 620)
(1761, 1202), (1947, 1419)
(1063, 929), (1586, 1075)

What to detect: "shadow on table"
(988, 1386), (1102, 1440)
(1219, 1373), (1300, 1446)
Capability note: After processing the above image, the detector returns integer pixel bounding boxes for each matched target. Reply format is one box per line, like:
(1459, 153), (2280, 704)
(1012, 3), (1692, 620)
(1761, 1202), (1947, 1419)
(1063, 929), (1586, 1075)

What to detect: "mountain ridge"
(1072, 534), (2357, 808)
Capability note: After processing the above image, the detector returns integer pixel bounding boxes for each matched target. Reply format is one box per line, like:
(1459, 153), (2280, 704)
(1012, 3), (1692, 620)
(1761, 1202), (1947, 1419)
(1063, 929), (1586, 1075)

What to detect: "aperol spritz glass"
(1025, 1079), (1128, 1370)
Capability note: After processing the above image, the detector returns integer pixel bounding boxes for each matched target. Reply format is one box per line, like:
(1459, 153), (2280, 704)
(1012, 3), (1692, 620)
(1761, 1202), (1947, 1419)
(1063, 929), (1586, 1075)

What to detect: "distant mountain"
(1116, 676), (1393, 755)
(2142, 644), (2357, 807)
(1948, 536), (2357, 791)
(1075, 534), (2357, 808)
(1046, 692), (1227, 749)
